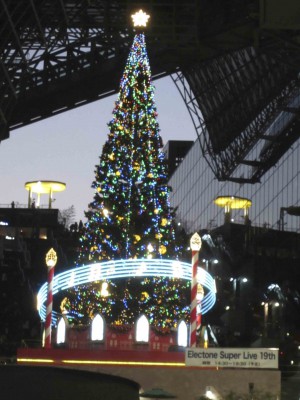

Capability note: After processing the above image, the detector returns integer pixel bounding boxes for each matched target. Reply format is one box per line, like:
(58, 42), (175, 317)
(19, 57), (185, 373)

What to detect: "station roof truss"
(1, 0), (300, 183)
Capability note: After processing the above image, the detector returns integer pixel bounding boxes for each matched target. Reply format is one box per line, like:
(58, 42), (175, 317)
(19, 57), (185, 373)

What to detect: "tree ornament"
(159, 245), (167, 255)
(161, 218), (168, 226)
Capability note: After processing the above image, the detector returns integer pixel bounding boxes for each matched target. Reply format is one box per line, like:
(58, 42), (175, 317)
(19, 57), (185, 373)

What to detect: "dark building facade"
(167, 138), (300, 363)
(168, 139), (300, 233)
(0, 206), (76, 357)
(163, 140), (194, 178)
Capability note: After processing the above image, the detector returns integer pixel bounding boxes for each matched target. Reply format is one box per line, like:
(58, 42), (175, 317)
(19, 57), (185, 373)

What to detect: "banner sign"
(185, 348), (278, 369)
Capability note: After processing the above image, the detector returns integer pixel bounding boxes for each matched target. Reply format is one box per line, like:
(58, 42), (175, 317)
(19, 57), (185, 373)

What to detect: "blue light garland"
(37, 259), (216, 325)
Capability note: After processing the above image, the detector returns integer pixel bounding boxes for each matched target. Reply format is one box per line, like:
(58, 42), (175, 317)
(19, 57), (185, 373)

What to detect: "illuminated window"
(136, 315), (149, 342)
(177, 320), (188, 347)
(91, 314), (104, 341)
(56, 317), (66, 344)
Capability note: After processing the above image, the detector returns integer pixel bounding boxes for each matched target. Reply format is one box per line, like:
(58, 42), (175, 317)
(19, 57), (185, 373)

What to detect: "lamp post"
(44, 248), (57, 348)
(190, 232), (202, 347)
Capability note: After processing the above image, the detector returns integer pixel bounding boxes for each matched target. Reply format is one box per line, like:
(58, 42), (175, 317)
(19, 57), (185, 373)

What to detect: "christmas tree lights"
(69, 32), (191, 330)
(77, 33), (181, 264)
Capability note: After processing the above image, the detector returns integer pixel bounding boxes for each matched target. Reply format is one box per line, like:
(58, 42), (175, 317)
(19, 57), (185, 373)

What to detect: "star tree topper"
(131, 9), (150, 27)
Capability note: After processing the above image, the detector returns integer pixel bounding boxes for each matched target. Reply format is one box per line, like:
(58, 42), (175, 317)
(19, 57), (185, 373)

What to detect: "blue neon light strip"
(37, 259), (216, 324)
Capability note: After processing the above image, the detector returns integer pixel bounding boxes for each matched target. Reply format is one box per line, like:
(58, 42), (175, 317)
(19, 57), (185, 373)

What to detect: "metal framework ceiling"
(172, 45), (300, 183)
(1, 0), (300, 183)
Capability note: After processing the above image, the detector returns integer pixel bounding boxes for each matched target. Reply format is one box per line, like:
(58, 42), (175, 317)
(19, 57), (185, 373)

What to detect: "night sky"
(0, 76), (195, 222)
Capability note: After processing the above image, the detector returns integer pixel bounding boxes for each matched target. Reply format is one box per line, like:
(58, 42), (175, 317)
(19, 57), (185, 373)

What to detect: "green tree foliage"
(65, 33), (191, 330)
(77, 33), (183, 264)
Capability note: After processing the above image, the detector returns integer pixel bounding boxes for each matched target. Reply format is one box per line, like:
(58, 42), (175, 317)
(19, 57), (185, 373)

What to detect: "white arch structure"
(37, 259), (216, 325)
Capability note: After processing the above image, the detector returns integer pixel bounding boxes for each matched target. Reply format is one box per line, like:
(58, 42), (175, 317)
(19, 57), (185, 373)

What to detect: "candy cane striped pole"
(190, 233), (202, 347)
(44, 248), (57, 348)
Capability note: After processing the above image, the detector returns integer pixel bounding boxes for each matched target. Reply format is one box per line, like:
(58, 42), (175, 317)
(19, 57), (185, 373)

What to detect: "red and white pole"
(44, 248), (57, 348)
(190, 233), (202, 347)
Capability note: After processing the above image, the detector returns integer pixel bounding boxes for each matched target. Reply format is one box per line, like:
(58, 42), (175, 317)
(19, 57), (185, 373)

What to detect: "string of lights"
(37, 259), (216, 325)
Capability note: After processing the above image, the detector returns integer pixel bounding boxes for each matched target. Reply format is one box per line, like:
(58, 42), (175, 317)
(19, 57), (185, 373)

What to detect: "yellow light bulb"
(159, 245), (167, 255)
(161, 218), (168, 226)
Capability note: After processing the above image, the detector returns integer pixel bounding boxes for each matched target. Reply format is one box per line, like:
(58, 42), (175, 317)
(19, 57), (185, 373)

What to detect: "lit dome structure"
(25, 180), (66, 208)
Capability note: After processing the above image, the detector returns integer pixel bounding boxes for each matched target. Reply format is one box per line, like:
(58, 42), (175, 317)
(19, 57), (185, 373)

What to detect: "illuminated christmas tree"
(77, 32), (181, 264)
(66, 22), (190, 330)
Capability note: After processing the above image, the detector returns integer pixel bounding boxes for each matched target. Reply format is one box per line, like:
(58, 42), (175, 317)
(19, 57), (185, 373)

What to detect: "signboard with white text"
(185, 348), (278, 369)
